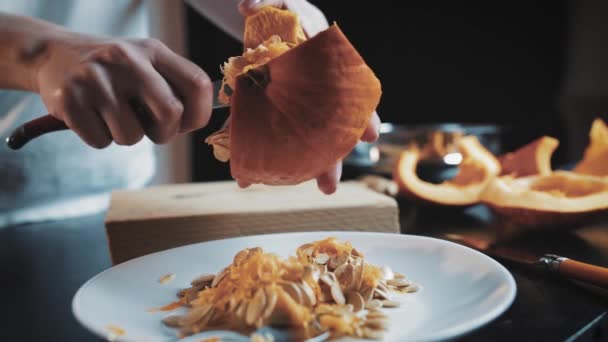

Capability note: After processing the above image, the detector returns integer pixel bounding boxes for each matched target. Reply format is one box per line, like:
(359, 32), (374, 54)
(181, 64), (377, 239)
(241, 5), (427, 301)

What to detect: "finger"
(81, 64), (145, 146)
(361, 111), (381, 143)
(99, 99), (145, 146)
(238, 0), (284, 16)
(237, 179), (252, 188)
(56, 85), (112, 149)
(148, 41), (213, 134)
(316, 162), (342, 195)
(284, 0), (328, 37)
(129, 60), (184, 143)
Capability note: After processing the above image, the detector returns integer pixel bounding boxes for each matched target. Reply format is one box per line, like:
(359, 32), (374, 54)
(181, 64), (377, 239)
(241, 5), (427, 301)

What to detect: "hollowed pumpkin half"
(481, 171), (608, 227)
(499, 136), (558, 177)
(228, 24), (381, 185)
(574, 118), (608, 177)
(394, 136), (501, 206)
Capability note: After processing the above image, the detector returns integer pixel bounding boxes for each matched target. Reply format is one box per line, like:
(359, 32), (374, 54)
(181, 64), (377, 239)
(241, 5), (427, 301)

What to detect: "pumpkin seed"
(211, 268), (228, 288)
(345, 291), (364, 312)
(381, 299), (400, 308)
(366, 311), (388, 320)
(374, 287), (391, 300)
(405, 284), (420, 293)
(180, 304), (213, 326)
(190, 274), (215, 286)
(235, 300), (248, 319)
(377, 281), (391, 293)
(262, 286), (278, 319)
(328, 253), (348, 270)
(360, 286), (374, 302)
(365, 299), (383, 310)
(354, 259), (365, 291)
(387, 278), (411, 287)
(246, 287), (267, 326)
(298, 282), (316, 307)
(362, 327), (384, 339)
(315, 253), (330, 265)
(334, 263), (355, 290)
(162, 315), (183, 327)
(279, 281), (303, 305)
(364, 318), (389, 330)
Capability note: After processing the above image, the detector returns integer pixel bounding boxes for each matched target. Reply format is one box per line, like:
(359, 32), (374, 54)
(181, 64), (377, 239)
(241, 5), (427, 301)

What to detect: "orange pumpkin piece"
(208, 7), (381, 186)
(243, 6), (306, 50)
(574, 118), (608, 177)
(499, 136), (559, 177)
(394, 136), (501, 206)
(481, 171), (608, 227)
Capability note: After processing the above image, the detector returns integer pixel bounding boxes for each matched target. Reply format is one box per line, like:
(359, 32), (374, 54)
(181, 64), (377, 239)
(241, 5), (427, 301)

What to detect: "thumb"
(238, 0), (284, 16)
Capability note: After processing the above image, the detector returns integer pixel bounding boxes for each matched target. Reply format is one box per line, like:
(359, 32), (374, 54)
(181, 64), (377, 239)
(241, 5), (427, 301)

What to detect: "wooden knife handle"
(6, 114), (68, 150)
(558, 258), (608, 289)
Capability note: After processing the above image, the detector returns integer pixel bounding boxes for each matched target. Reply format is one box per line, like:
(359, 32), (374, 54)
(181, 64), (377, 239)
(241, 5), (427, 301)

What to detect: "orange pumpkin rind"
(207, 8), (381, 186)
(230, 24), (380, 185)
(499, 136), (559, 177)
(481, 171), (608, 227)
(393, 136), (501, 206)
(573, 118), (608, 177)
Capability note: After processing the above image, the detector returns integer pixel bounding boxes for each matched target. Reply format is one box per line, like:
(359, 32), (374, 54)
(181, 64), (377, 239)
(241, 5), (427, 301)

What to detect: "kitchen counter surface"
(1, 202), (607, 341)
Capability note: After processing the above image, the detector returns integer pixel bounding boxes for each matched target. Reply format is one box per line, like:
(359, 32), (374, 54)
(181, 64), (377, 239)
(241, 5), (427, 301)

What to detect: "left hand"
(237, 0), (381, 194)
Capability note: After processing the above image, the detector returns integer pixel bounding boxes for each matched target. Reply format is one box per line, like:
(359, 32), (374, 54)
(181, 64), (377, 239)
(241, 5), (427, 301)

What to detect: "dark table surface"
(2, 202), (607, 341)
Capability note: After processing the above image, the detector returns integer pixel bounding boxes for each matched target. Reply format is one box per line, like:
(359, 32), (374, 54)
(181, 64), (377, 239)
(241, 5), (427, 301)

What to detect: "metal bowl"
(344, 123), (504, 182)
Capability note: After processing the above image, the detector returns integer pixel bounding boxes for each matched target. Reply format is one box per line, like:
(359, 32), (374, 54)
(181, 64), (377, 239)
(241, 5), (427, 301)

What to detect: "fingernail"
(243, 0), (263, 9)
(236, 179), (251, 188)
(373, 113), (381, 135)
(323, 185), (337, 195)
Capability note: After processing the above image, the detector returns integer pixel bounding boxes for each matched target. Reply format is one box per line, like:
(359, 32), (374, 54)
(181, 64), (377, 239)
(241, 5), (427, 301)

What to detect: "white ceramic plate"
(73, 232), (516, 341)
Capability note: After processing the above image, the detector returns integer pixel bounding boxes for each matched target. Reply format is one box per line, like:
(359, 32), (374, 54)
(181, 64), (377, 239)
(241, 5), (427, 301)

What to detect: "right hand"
(35, 33), (213, 148)
(237, 0), (381, 194)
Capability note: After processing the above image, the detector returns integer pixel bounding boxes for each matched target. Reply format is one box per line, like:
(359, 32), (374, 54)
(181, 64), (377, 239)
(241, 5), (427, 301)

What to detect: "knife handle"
(6, 114), (68, 150)
(559, 258), (608, 289)
(543, 255), (608, 289)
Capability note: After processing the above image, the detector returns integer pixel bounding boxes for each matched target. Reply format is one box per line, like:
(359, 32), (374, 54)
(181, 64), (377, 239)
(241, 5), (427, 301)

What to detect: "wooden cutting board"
(105, 180), (399, 264)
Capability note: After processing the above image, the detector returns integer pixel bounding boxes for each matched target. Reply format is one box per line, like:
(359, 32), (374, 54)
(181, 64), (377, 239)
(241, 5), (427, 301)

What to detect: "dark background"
(187, 1), (573, 182)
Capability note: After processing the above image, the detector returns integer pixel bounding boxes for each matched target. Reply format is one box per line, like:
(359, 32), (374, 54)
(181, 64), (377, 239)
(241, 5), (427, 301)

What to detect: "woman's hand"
(36, 34), (213, 148)
(237, 0), (381, 194)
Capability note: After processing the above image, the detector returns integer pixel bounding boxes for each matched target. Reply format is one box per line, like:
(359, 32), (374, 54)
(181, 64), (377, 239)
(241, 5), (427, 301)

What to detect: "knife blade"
(445, 234), (608, 289)
(5, 80), (228, 150)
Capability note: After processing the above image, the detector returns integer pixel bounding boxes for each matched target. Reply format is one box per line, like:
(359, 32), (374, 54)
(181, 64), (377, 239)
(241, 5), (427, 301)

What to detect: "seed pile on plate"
(162, 237), (419, 340)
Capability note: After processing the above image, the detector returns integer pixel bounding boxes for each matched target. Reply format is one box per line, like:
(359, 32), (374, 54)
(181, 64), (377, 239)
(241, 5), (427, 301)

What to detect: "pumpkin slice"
(499, 136), (559, 177)
(243, 6), (306, 49)
(230, 25), (380, 185)
(481, 171), (608, 227)
(207, 7), (381, 185)
(393, 136), (501, 206)
(573, 118), (608, 177)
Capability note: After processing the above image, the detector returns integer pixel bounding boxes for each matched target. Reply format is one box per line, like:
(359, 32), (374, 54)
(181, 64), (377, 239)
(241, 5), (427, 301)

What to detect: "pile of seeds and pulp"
(162, 238), (419, 340)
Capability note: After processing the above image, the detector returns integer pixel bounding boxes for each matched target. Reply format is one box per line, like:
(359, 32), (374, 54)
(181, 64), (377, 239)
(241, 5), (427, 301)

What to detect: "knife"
(445, 234), (608, 289)
(5, 79), (228, 150)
